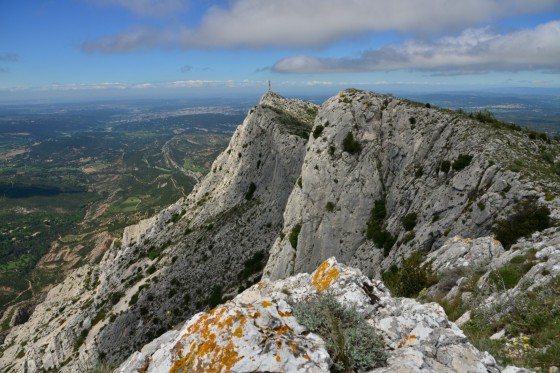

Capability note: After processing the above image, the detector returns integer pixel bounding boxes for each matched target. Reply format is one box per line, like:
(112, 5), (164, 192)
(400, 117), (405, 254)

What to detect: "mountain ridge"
(0, 89), (558, 372)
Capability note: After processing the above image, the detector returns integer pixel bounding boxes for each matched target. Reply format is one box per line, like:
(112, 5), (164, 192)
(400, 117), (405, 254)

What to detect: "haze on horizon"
(1, 0), (560, 102)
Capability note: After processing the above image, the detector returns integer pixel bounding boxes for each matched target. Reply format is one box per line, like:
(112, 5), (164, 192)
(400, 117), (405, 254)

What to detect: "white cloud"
(82, 0), (559, 51)
(89, 0), (187, 17)
(272, 21), (560, 74)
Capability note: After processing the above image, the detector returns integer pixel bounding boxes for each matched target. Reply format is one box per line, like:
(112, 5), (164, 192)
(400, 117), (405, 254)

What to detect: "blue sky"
(1, 0), (560, 102)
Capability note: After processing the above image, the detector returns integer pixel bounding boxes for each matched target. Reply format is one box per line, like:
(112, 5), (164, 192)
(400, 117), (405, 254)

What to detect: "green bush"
(289, 223), (302, 249)
(170, 213), (181, 224)
(245, 182), (257, 200)
(366, 200), (396, 255)
(110, 292), (124, 305)
(400, 212), (417, 231)
(489, 267), (522, 290)
(238, 250), (266, 280)
(382, 252), (437, 297)
(473, 109), (497, 124)
(401, 231), (415, 244)
(313, 125), (324, 139)
(326, 201), (335, 212)
(414, 167), (423, 178)
(409, 117), (416, 125)
(208, 285), (223, 308)
(297, 176), (302, 188)
(342, 132), (362, 154)
(147, 248), (161, 260)
(293, 295), (386, 372)
(493, 199), (551, 249)
(452, 154), (473, 171)
(440, 160), (451, 173)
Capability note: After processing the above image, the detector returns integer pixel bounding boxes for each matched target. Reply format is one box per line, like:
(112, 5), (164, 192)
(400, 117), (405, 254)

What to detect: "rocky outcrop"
(117, 258), (501, 373)
(265, 89), (559, 280)
(121, 216), (157, 247)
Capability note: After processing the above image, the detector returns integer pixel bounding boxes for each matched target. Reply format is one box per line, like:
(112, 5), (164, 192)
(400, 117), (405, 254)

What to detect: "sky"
(1, 0), (560, 102)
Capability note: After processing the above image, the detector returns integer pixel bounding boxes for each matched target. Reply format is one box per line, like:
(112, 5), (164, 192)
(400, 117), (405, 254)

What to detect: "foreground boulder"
(117, 258), (501, 372)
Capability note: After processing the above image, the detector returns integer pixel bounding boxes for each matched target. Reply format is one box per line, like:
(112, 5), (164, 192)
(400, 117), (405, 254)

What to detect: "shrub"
(289, 223), (302, 249)
(414, 167), (423, 178)
(401, 231), (415, 244)
(493, 198), (551, 249)
(366, 200), (396, 255)
(489, 267), (522, 290)
(440, 160), (451, 173)
(129, 293), (139, 306)
(382, 251), (437, 297)
(238, 250), (266, 280)
(147, 248), (161, 260)
(293, 295), (386, 372)
(326, 201), (335, 212)
(245, 182), (257, 200)
(473, 109), (497, 124)
(313, 125), (324, 139)
(208, 285), (223, 308)
(170, 213), (181, 224)
(452, 154), (473, 171)
(401, 212), (417, 231)
(297, 176), (302, 188)
(409, 117), (416, 125)
(110, 292), (124, 305)
(425, 103), (431, 108)
(342, 132), (362, 154)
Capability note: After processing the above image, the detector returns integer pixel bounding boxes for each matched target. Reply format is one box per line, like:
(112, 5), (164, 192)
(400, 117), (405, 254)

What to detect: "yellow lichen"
(170, 305), (242, 373)
(398, 334), (417, 348)
(312, 261), (340, 292)
(275, 324), (292, 335)
(261, 300), (273, 307)
(249, 311), (261, 319)
(278, 310), (292, 317)
(276, 355), (282, 362)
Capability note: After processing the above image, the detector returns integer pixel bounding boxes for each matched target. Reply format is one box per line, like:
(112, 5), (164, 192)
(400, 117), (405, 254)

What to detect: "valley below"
(0, 100), (245, 332)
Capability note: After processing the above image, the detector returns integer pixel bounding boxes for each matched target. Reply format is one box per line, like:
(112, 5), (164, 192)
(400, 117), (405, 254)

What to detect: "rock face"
(117, 258), (500, 373)
(122, 216), (157, 247)
(264, 89), (558, 280)
(1, 89), (558, 372)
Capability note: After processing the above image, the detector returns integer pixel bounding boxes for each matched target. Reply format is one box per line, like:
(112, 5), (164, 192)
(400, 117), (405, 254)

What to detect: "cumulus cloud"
(89, 0), (187, 17)
(273, 21), (560, 74)
(81, 0), (559, 51)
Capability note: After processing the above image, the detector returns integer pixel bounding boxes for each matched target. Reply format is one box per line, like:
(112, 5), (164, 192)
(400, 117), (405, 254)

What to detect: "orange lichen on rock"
(275, 324), (292, 335)
(398, 334), (417, 348)
(261, 300), (273, 307)
(312, 260), (340, 292)
(278, 310), (292, 317)
(170, 306), (243, 373)
(276, 354), (282, 362)
(249, 311), (261, 319)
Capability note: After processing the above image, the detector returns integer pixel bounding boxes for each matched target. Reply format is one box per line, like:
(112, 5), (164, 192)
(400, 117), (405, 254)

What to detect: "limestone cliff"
(0, 89), (558, 372)
(264, 89), (559, 279)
